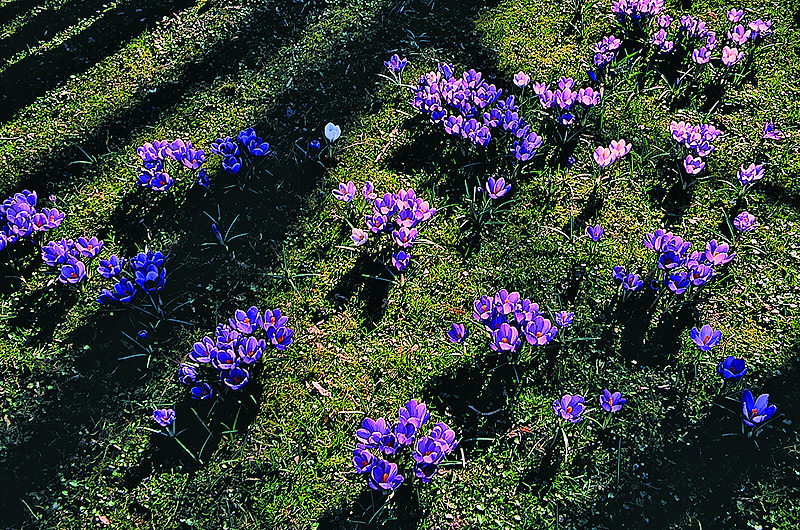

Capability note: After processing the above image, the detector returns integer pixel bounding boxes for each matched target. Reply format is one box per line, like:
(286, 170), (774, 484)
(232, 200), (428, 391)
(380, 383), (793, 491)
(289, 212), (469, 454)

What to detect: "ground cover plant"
(1, 0), (799, 528)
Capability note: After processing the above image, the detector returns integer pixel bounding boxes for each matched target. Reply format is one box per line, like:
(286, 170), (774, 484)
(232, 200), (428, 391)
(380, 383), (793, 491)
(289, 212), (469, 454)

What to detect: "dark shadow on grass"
(316, 487), (424, 530)
(0, 0), (44, 26)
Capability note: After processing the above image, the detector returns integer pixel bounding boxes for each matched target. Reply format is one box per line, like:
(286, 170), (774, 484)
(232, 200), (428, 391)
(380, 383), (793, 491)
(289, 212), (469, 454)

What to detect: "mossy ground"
(1, 0), (799, 528)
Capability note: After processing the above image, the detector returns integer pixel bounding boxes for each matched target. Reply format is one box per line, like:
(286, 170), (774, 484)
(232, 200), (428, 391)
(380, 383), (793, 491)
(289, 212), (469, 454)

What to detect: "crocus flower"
(135, 263), (166, 292)
(762, 122), (783, 140)
(384, 54), (408, 73)
(553, 394), (585, 423)
(351, 228), (368, 246)
(393, 422), (416, 447)
(362, 181), (377, 201)
(75, 236), (104, 258)
(191, 383), (213, 400)
(392, 250), (410, 272)
(230, 306), (263, 334)
(357, 417), (390, 448)
(399, 399), (430, 429)
(741, 389), (776, 427)
(585, 225), (604, 241)
(191, 337), (217, 364)
(353, 448), (376, 474)
(727, 24), (751, 45)
(368, 459), (404, 490)
(392, 227), (417, 248)
(333, 181), (357, 202)
(594, 146), (615, 167)
(262, 309), (288, 331)
(717, 356), (747, 381)
(486, 177), (511, 199)
(97, 255), (124, 278)
(523, 316), (558, 345)
(726, 8), (743, 23)
(237, 336), (266, 364)
(665, 271), (691, 295)
(600, 390), (626, 412)
(267, 326), (294, 350)
(622, 273), (643, 291)
(513, 71), (530, 87)
(59, 260), (86, 284)
(111, 278), (137, 303)
(737, 163), (765, 186)
(447, 323), (468, 344)
(554, 311), (574, 327)
(430, 422), (457, 453)
(413, 436), (445, 465)
(212, 348), (238, 371)
(704, 239), (735, 266)
(683, 155), (705, 175)
(690, 324), (722, 351)
(414, 463), (438, 483)
(721, 46), (744, 66)
(309, 140), (321, 151)
(733, 211), (756, 232)
(324, 123), (341, 142)
(178, 364), (197, 384)
(491, 322), (520, 352)
(222, 367), (250, 390)
(609, 139), (631, 158)
(153, 408), (175, 427)
(691, 47), (711, 64)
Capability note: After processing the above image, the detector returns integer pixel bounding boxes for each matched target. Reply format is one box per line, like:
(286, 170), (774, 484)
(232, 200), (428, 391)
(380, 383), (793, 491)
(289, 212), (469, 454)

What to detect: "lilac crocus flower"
(191, 382), (213, 400)
(741, 389), (776, 427)
(486, 177), (510, 199)
(726, 9), (743, 23)
(721, 46), (744, 66)
(447, 323), (468, 344)
(594, 146), (615, 167)
(384, 54), (408, 73)
(362, 181), (377, 201)
(513, 71), (530, 87)
(430, 422), (457, 453)
(600, 390), (626, 412)
(191, 337), (217, 364)
(399, 399), (430, 429)
(585, 225), (604, 241)
(153, 408), (175, 427)
(733, 211), (756, 232)
(40, 208), (65, 229)
(666, 271), (691, 295)
(492, 323), (520, 352)
(392, 226), (417, 248)
(212, 348), (237, 371)
(413, 436), (445, 465)
(353, 448), (377, 474)
(683, 155), (705, 175)
(230, 306), (263, 334)
(351, 228), (368, 246)
(267, 326), (294, 350)
(691, 47), (711, 64)
(178, 364), (197, 384)
(368, 459), (404, 490)
(554, 311), (574, 327)
(222, 367), (250, 390)
(75, 236), (104, 258)
(111, 278), (137, 302)
(612, 265), (627, 282)
(622, 273), (643, 291)
(524, 316), (558, 345)
(393, 422), (416, 447)
(690, 324), (722, 351)
(333, 181), (357, 202)
(392, 250), (410, 272)
(59, 260), (86, 284)
(262, 309), (288, 331)
(717, 356), (747, 381)
(553, 394), (585, 423)
(737, 163), (765, 186)
(237, 336), (266, 364)
(414, 463), (438, 483)
(762, 122), (783, 140)
(97, 255), (124, 278)
(704, 239), (735, 266)
(609, 139), (631, 158)
(357, 417), (390, 448)
(727, 24), (751, 45)
(135, 263), (166, 292)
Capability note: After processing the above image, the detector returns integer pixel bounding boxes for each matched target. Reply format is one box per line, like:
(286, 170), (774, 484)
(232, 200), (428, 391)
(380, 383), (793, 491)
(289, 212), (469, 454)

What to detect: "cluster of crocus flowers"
(611, 0), (665, 25)
(42, 236), (105, 285)
(472, 289), (558, 354)
(532, 76), (600, 130)
(336, 183), (436, 273)
(592, 35), (621, 69)
(182, 306), (294, 400)
(210, 127), (270, 176)
(353, 399), (457, 490)
(136, 139), (206, 191)
(1, 190), (64, 252)
(593, 139), (631, 168)
(553, 389), (626, 423)
(412, 65), (543, 160)
(670, 120), (721, 175)
(95, 250), (167, 303)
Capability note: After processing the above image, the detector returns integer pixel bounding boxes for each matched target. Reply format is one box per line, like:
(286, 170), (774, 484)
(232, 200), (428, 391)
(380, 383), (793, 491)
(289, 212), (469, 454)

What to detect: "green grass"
(1, 0), (800, 528)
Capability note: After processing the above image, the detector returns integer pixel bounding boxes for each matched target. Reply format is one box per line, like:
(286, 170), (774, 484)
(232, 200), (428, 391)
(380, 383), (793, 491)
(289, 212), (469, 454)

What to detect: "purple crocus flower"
(376, 431), (400, 455)
(733, 211), (756, 232)
(413, 436), (446, 465)
(384, 54), (408, 73)
(39, 207), (65, 229)
(726, 8), (743, 23)
(191, 382), (213, 400)
(191, 337), (217, 364)
(523, 316), (558, 345)
(727, 24), (751, 45)
(430, 422), (457, 453)
(762, 122), (783, 140)
(262, 309), (288, 331)
(687, 261), (714, 286)
(612, 265), (626, 282)
(585, 225), (604, 241)
(622, 273), (643, 291)
(737, 163), (765, 186)
(212, 348), (238, 371)
(594, 146), (615, 167)
(683, 155), (705, 175)
(657, 251), (683, 270)
(357, 417), (390, 448)
(414, 463), (438, 483)
(75, 236), (104, 258)
(267, 326), (293, 350)
(353, 448), (377, 474)
(554, 311), (574, 327)
(665, 271), (691, 295)
(351, 228), (368, 246)
(153, 408), (175, 427)
(59, 260), (86, 284)
(704, 239), (735, 266)
(135, 263), (166, 291)
(237, 336), (266, 364)
(111, 278), (137, 302)
(494, 289), (520, 315)
(399, 399), (430, 429)
(97, 255), (124, 279)
(368, 459), (404, 491)
(600, 390), (626, 413)
(691, 47), (711, 64)
(721, 46), (744, 66)
(392, 250), (410, 272)
(221, 367), (250, 390)
(690, 324), (722, 351)
(491, 322), (520, 352)
(741, 389), (776, 427)
(513, 71), (530, 87)
(447, 323), (468, 344)
(230, 306), (263, 334)
(486, 177), (511, 199)
(717, 356), (747, 381)
(553, 394), (585, 423)
(472, 295), (493, 321)
(333, 181), (357, 202)
(392, 227), (418, 248)
(178, 364), (197, 385)
(393, 422), (416, 447)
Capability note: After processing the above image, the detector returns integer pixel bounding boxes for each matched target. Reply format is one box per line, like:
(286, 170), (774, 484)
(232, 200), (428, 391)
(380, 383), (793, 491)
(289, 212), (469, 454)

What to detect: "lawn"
(1, 0), (799, 528)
